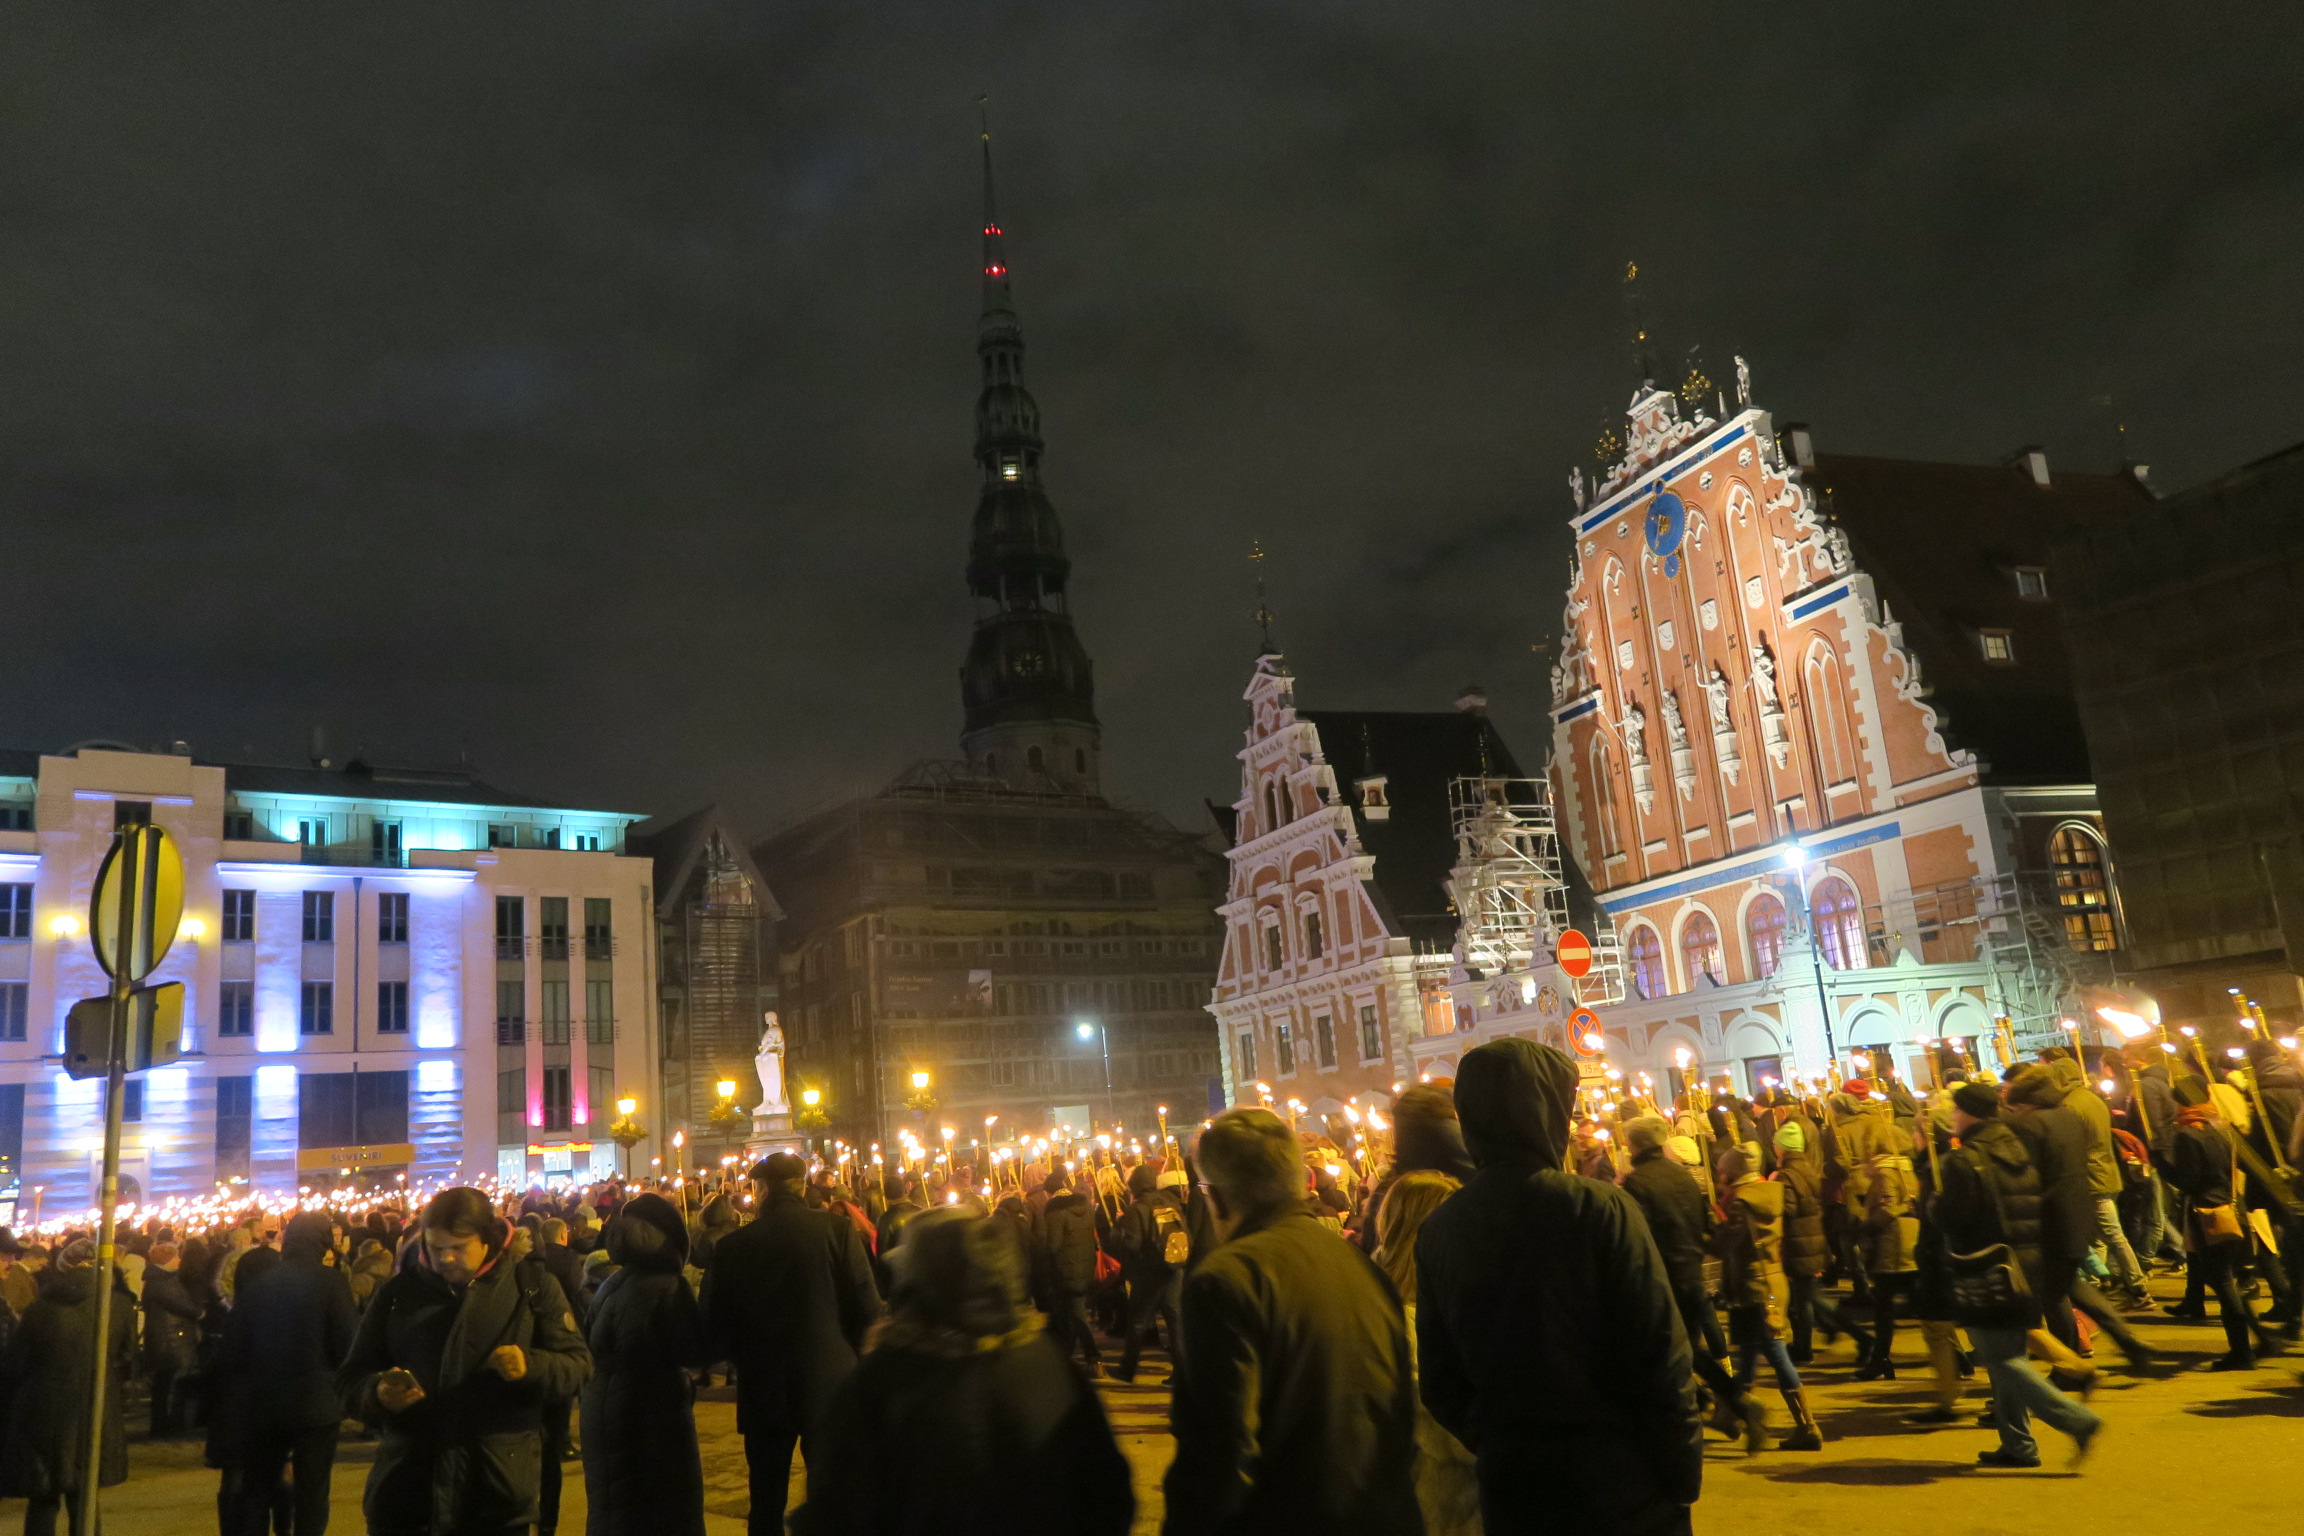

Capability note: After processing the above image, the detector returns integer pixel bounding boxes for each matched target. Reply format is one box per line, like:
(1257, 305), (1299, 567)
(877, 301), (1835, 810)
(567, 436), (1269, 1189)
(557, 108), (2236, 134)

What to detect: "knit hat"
(1664, 1135), (1703, 1168)
(1772, 1120), (1807, 1154)
(1843, 1078), (1875, 1099)
(1717, 1143), (1756, 1184)
(1951, 1082), (2000, 1119)
(1622, 1115), (1670, 1155)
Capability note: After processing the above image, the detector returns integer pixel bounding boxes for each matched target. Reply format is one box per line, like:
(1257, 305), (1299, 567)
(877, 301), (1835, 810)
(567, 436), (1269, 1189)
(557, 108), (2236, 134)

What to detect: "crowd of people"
(0, 1027), (2292, 1534)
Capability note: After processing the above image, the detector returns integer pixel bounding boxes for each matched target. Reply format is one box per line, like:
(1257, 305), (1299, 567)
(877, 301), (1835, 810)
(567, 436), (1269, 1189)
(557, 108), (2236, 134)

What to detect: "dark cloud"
(0, 1), (2296, 831)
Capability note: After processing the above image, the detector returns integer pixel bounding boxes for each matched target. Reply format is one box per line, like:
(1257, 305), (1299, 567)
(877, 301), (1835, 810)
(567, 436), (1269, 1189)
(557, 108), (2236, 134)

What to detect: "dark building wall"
(2057, 440), (2304, 1028)
(760, 783), (1225, 1150)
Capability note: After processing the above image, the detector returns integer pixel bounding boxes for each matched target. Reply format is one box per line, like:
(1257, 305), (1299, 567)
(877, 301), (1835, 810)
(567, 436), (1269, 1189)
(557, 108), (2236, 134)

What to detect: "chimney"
(1453, 685), (1489, 716)
(1783, 423), (1815, 470)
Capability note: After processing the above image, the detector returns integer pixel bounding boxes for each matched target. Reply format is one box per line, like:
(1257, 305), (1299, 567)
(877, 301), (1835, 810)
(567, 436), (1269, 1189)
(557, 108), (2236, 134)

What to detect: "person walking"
(1618, 1114), (1760, 1447)
(206, 1212), (360, 1536)
(1108, 1166), (1189, 1385)
(2164, 1076), (2287, 1368)
(1832, 1084), (1920, 1380)
(701, 1152), (880, 1535)
(1712, 1145), (1822, 1451)
(141, 1240), (204, 1439)
(1938, 1083), (2102, 1469)
(1771, 1121), (1846, 1364)
(2047, 1056), (2154, 1310)
(0, 1241), (135, 1536)
(1032, 1167), (1104, 1379)
(1373, 1170), (1481, 1536)
(338, 1187), (593, 1536)
(792, 1210), (1133, 1536)
(580, 1194), (709, 1536)
(1416, 1039), (1700, 1535)
(1162, 1108), (1420, 1536)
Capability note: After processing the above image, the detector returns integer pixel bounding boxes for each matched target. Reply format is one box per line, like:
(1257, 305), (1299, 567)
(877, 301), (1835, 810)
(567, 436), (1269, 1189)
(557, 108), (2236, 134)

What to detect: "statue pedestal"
(744, 1110), (809, 1164)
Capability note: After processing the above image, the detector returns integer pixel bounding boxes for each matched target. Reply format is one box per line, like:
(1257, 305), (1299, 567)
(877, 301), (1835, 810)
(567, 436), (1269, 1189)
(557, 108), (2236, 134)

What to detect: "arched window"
(1263, 923), (1285, 973)
(2050, 825), (2117, 951)
(1627, 924), (1667, 1000)
(1680, 911), (1723, 988)
(1804, 641), (1858, 792)
(1746, 893), (1788, 978)
(1074, 748), (1087, 774)
(1027, 745), (1045, 772)
(1588, 740), (1623, 858)
(1811, 876), (1866, 970)
(1265, 782), (1288, 832)
(1304, 910), (1324, 961)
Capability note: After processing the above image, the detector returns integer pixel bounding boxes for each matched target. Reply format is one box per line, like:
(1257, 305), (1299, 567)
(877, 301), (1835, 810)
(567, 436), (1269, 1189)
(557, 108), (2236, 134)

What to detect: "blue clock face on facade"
(1644, 490), (1687, 577)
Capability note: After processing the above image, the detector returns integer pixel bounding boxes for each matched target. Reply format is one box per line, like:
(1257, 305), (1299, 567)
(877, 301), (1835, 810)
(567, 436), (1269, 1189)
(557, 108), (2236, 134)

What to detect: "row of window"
(499, 1063), (615, 1134)
(1234, 1004), (1383, 1081)
(0, 975), (617, 1044)
(1251, 894), (1355, 977)
(0, 888), (618, 951)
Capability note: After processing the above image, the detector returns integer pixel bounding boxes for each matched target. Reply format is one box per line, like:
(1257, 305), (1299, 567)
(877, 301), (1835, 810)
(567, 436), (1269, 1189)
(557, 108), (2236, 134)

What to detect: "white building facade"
(0, 746), (659, 1211)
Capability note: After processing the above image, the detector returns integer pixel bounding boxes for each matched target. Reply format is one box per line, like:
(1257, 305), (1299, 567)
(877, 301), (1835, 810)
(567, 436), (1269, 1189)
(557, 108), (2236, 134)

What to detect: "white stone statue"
(1751, 639), (1780, 708)
(754, 1012), (791, 1116)
(1734, 354), (1751, 407)
(1659, 686), (1688, 747)
(1568, 464), (1586, 511)
(1701, 667), (1732, 731)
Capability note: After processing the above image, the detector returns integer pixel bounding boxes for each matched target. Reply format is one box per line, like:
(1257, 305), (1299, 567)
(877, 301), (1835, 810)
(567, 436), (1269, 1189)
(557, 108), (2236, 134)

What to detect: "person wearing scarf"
(338, 1187), (593, 1535)
(2165, 1078), (2289, 1370)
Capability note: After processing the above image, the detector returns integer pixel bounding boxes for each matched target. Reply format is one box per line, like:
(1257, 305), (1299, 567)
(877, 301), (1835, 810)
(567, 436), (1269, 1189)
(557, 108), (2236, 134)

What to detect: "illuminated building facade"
(1426, 365), (2152, 1091)
(0, 745), (656, 1209)
(1208, 654), (1525, 1115)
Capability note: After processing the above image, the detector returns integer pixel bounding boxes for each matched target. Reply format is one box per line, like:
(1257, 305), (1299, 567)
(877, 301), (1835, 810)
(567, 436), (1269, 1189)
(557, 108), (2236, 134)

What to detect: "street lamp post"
(1076, 1019), (1115, 1130)
(1781, 845), (1839, 1078)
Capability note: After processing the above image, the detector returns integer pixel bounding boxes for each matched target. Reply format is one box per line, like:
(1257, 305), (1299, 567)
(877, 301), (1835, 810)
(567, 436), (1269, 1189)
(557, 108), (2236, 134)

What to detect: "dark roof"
(1301, 708), (1525, 947)
(1811, 451), (2155, 785)
(1205, 799), (1239, 848)
(628, 805), (783, 921)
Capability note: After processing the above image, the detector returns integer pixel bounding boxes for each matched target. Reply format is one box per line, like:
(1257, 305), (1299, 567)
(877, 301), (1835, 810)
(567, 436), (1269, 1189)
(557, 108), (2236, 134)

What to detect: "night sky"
(1, 4), (2297, 838)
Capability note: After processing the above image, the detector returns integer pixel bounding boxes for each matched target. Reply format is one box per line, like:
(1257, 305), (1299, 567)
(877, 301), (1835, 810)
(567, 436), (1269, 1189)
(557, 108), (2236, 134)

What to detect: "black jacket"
(701, 1194), (880, 1437)
(1035, 1192), (1100, 1298)
(1415, 1039), (1699, 1527)
(1937, 1119), (2050, 1321)
(1162, 1211), (1419, 1536)
(141, 1265), (204, 1374)
(795, 1330), (1132, 1536)
(533, 1241), (590, 1331)
(2002, 1102), (2095, 1263)
(1619, 1150), (1711, 1297)
(338, 1251), (593, 1536)
(211, 1250), (360, 1448)
(2123, 1063), (2180, 1162)
(1775, 1154), (1830, 1280)
(1109, 1190), (1186, 1280)
(2166, 1118), (2239, 1207)
(0, 1269), (134, 1498)
(580, 1265), (709, 1536)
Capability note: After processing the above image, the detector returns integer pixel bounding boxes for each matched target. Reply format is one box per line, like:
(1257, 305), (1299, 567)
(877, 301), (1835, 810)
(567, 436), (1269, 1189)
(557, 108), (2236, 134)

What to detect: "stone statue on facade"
(1734, 354), (1751, 407)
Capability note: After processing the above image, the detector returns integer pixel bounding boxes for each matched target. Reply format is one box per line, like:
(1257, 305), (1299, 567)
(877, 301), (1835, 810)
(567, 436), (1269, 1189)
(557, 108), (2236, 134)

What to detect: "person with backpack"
(1108, 1166), (1191, 1385)
(338, 1187), (594, 1536)
(1937, 1083), (2101, 1469)
(1831, 1085), (1920, 1380)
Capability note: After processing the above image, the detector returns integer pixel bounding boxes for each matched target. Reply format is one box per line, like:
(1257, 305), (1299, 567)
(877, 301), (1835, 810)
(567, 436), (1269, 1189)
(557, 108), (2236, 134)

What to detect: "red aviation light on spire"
(984, 263), (1007, 278)
(984, 224), (1002, 237)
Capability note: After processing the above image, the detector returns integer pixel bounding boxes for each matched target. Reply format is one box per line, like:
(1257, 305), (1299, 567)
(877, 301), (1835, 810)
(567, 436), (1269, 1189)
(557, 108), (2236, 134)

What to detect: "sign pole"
(79, 830), (144, 1536)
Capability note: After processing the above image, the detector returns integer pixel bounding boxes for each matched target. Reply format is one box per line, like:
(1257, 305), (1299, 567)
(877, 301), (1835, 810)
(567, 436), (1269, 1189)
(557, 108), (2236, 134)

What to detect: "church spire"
(958, 106), (1101, 797)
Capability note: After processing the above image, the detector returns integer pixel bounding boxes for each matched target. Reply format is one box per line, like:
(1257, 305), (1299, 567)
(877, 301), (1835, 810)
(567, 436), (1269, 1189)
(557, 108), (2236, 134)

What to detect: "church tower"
(958, 121), (1102, 796)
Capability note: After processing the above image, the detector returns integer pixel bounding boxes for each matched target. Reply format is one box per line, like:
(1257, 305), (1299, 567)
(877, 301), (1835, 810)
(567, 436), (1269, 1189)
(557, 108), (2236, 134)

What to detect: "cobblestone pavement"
(15, 1273), (2301, 1534)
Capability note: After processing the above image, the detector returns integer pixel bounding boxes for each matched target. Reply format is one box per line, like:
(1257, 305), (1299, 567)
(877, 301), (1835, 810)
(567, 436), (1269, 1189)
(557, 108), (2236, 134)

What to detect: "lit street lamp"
(1075, 1018), (1115, 1130)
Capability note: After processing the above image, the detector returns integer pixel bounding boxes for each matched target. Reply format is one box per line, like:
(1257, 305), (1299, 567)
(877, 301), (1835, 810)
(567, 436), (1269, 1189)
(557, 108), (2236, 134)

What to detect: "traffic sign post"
(77, 824), (182, 1536)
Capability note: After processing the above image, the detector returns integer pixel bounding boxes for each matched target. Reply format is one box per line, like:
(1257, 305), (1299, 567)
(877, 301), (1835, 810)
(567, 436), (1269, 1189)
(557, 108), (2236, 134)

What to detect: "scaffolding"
(1866, 871), (2115, 1043)
(1446, 777), (1625, 1006)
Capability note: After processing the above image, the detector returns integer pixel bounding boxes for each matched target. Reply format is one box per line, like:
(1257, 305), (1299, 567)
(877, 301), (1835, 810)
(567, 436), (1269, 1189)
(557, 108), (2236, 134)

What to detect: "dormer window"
(1356, 774), (1391, 822)
(1000, 457), (1020, 481)
(1978, 629), (2016, 665)
(2014, 566), (2049, 600)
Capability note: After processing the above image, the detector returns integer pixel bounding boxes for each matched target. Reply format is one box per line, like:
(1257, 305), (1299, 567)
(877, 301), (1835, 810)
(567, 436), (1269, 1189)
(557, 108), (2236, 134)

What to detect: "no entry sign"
(1556, 928), (1593, 978)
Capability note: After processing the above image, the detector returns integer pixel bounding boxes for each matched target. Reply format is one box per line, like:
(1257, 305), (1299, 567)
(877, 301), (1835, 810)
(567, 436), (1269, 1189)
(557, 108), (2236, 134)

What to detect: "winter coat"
(2123, 1063), (2180, 1161)
(579, 1265), (708, 1536)
(1416, 1039), (1699, 1530)
(1619, 1150), (1711, 1298)
(2001, 1098), (2096, 1264)
(1774, 1153), (1830, 1280)
(533, 1242), (591, 1333)
(1715, 1177), (1789, 1331)
(1163, 1210), (1420, 1536)
(794, 1327), (1132, 1536)
(338, 1250), (594, 1536)
(700, 1193), (879, 1439)
(1937, 1119), (2050, 1324)
(1035, 1192), (1100, 1298)
(349, 1245), (399, 1309)
(0, 1268), (135, 1496)
(2166, 1118), (2240, 1208)
(1108, 1190), (1188, 1281)
(205, 1250), (359, 1464)
(2050, 1061), (2125, 1197)
(141, 1265), (203, 1375)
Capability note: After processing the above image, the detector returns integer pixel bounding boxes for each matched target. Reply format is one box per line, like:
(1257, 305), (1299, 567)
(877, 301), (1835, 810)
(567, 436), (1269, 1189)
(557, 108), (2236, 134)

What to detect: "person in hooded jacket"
(1416, 1039), (1700, 1536)
(1032, 1168), (1103, 1379)
(1828, 1085), (1919, 1380)
(1938, 1083), (2102, 1469)
(2163, 1076), (2288, 1369)
(793, 1210), (1133, 1536)
(0, 1240), (135, 1536)
(580, 1194), (709, 1536)
(207, 1212), (360, 1536)
(338, 1187), (594, 1536)
(1713, 1143), (1822, 1452)
(2000, 1064), (2158, 1373)
(1770, 1121), (1845, 1364)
